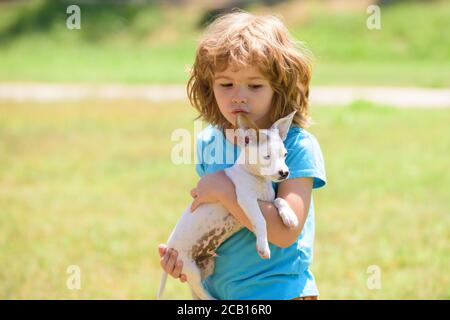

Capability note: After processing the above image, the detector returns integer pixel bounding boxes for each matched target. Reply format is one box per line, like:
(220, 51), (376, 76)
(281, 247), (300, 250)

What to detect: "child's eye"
(249, 85), (262, 89)
(264, 155), (271, 160)
(220, 83), (233, 88)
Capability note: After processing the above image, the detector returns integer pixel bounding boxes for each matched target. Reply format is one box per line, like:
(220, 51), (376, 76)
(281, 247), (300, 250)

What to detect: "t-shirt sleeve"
(195, 137), (206, 178)
(285, 131), (327, 189)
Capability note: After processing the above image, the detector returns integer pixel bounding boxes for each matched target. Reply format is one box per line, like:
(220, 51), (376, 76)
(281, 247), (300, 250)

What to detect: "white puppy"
(157, 111), (299, 300)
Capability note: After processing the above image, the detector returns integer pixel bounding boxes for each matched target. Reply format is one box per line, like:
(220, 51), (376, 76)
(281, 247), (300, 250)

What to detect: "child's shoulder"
(284, 125), (326, 189)
(285, 125), (321, 150)
(196, 124), (223, 144)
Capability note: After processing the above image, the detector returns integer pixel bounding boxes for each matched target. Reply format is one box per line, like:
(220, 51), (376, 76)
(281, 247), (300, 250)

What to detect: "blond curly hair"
(187, 9), (313, 129)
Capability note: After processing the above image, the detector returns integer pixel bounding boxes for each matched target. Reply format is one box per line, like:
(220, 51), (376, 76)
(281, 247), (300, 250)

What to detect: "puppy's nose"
(278, 170), (289, 179)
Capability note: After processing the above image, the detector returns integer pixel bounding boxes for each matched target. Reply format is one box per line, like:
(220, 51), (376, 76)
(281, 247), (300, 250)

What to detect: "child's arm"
(190, 171), (313, 248)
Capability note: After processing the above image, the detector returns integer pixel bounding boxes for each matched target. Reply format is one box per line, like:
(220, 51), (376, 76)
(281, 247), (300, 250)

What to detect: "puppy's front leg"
(237, 195), (270, 259)
(274, 197), (299, 229)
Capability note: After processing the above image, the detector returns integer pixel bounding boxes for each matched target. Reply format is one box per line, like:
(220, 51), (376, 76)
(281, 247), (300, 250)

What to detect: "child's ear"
(270, 111), (297, 141)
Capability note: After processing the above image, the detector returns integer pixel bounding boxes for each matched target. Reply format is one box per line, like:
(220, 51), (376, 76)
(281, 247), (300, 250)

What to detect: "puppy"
(158, 112), (298, 300)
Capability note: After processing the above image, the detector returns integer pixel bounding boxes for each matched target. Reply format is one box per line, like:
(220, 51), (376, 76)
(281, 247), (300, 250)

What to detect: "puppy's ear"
(270, 111), (296, 141)
(235, 128), (258, 148)
(235, 113), (259, 147)
(236, 113), (258, 130)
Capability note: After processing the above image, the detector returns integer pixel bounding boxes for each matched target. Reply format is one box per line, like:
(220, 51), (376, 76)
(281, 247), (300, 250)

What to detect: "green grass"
(0, 0), (448, 86)
(0, 99), (449, 299)
(294, 2), (449, 62)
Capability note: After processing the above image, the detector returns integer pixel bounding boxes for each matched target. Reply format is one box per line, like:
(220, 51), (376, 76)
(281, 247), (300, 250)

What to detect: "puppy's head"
(234, 111), (296, 182)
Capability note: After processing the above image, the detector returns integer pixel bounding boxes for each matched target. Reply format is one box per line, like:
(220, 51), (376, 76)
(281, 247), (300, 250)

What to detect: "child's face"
(213, 65), (274, 129)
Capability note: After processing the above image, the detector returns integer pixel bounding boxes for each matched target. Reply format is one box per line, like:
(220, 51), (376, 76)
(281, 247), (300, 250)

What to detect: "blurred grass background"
(0, 0), (449, 299)
(0, 0), (449, 86)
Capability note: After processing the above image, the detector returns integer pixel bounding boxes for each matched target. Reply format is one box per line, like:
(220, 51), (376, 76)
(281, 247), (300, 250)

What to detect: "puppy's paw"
(257, 248), (271, 259)
(256, 241), (271, 259)
(274, 198), (299, 229)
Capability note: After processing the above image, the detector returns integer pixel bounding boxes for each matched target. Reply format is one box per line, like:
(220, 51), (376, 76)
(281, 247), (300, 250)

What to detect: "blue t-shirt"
(195, 124), (326, 300)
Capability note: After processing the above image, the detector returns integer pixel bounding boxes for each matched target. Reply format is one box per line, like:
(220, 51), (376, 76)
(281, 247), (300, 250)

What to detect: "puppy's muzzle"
(278, 170), (289, 180)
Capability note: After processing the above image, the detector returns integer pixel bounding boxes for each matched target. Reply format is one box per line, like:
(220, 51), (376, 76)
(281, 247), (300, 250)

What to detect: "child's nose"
(232, 97), (247, 104)
(231, 86), (248, 104)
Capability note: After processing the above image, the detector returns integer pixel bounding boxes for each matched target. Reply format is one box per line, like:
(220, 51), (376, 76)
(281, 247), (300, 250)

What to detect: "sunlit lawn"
(0, 0), (449, 87)
(0, 99), (448, 299)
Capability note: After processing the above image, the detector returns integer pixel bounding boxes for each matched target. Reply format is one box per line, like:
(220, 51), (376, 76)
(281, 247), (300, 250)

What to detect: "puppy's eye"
(284, 152), (288, 158)
(264, 155), (271, 160)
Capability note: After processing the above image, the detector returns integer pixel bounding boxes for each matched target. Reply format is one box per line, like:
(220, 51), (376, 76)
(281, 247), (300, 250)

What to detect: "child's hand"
(190, 170), (232, 211)
(158, 244), (187, 283)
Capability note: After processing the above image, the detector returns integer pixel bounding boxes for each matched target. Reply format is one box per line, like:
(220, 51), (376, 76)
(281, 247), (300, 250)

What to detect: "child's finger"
(167, 249), (179, 276)
(180, 274), (187, 283)
(172, 261), (183, 279)
(160, 250), (171, 271)
(158, 244), (167, 257)
(191, 200), (198, 212)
